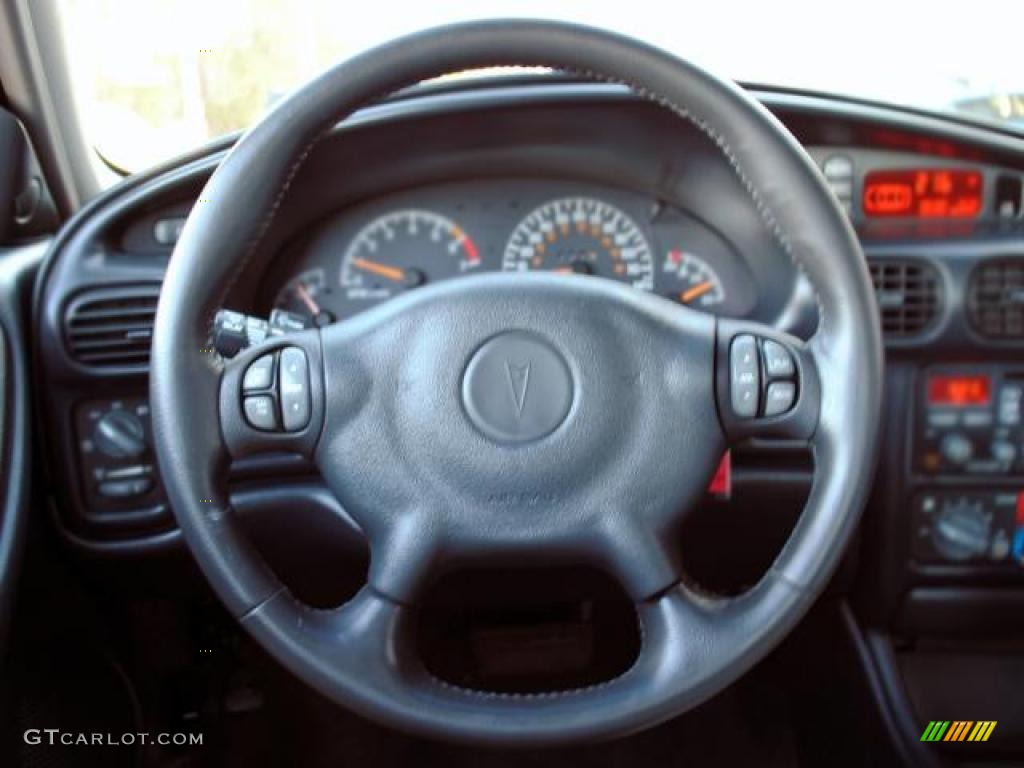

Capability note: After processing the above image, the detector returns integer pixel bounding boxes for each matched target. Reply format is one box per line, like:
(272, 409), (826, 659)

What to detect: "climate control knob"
(92, 410), (146, 459)
(931, 499), (991, 561)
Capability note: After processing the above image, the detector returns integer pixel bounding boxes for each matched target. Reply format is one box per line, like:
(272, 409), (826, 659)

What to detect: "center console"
(912, 366), (1024, 569)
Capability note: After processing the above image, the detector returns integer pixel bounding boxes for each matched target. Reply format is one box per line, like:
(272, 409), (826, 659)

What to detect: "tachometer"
(661, 250), (726, 309)
(340, 209), (481, 303)
(502, 197), (654, 290)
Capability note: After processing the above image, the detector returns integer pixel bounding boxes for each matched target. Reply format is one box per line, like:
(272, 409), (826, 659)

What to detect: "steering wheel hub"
(462, 330), (573, 444)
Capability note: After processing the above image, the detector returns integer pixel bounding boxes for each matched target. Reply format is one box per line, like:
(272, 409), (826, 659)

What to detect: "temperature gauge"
(662, 250), (726, 309)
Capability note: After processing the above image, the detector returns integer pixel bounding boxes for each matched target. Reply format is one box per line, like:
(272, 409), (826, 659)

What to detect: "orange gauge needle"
(352, 258), (406, 282)
(681, 281), (715, 304)
(295, 283), (321, 315)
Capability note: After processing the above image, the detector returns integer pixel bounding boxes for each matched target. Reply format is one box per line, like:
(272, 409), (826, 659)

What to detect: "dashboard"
(31, 79), (1024, 614)
(263, 179), (757, 326)
(25, 76), (1024, 760)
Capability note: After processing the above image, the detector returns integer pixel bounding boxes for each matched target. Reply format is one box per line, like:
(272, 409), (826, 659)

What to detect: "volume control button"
(940, 433), (973, 466)
(729, 335), (760, 418)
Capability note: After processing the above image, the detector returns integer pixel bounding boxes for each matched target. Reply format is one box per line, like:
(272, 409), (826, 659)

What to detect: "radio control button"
(243, 353), (275, 392)
(999, 405), (1021, 425)
(279, 347), (311, 432)
(729, 335), (760, 418)
(764, 381), (796, 416)
(762, 340), (795, 378)
(992, 440), (1017, 464)
(243, 395), (278, 431)
(964, 410), (994, 428)
(927, 410), (958, 428)
(940, 433), (973, 465)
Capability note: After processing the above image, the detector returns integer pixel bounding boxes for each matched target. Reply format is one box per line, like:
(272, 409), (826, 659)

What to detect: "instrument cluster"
(265, 179), (757, 326)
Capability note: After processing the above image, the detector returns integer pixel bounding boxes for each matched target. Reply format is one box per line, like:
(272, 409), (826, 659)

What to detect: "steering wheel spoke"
(714, 318), (821, 443)
(363, 509), (445, 604)
(593, 511), (684, 601)
(218, 329), (326, 459)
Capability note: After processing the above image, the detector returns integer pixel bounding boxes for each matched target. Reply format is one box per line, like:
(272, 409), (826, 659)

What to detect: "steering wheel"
(151, 20), (882, 746)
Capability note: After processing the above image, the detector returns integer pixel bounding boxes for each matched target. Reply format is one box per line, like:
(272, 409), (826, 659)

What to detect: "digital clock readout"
(863, 169), (982, 218)
(927, 374), (991, 406)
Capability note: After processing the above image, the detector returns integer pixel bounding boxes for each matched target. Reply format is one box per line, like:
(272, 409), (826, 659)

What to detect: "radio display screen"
(863, 169), (983, 218)
(927, 374), (991, 406)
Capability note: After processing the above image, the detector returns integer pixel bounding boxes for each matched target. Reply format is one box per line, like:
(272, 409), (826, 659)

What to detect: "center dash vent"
(967, 258), (1024, 338)
(867, 259), (940, 337)
(64, 284), (160, 369)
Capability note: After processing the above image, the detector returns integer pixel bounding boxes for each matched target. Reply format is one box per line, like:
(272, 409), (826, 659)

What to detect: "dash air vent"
(867, 259), (940, 337)
(967, 259), (1024, 339)
(64, 284), (160, 369)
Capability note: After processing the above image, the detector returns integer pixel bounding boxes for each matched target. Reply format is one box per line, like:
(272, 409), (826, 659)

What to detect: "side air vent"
(967, 259), (1024, 339)
(867, 259), (941, 337)
(64, 284), (160, 369)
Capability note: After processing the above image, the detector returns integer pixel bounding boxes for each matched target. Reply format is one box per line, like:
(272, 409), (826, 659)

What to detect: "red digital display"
(863, 169), (983, 218)
(927, 375), (991, 406)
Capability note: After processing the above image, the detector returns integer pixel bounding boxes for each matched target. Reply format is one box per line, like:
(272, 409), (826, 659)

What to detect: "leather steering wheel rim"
(151, 19), (882, 746)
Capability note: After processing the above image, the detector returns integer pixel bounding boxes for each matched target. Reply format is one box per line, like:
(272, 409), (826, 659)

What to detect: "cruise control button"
(243, 353), (275, 391)
(764, 381), (796, 416)
(762, 340), (795, 378)
(279, 347), (311, 432)
(730, 335), (760, 418)
(244, 395), (278, 431)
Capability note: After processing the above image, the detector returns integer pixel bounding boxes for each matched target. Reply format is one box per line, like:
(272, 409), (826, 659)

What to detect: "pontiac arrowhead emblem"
(505, 359), (531, 416)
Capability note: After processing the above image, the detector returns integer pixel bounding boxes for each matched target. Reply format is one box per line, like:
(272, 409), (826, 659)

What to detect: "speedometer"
(502, 197), (654, 290)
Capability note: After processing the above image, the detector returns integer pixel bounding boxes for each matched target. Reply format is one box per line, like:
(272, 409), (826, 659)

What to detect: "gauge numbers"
(502, 197), (654, 291)
(341, 209), (480, 302)
(662, 250), (726, 309)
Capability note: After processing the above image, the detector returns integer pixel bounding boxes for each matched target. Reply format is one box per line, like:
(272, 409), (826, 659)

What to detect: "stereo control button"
(940, 433), (973, 466)
(764, 381), (796, 416)
(279, 347), (311, 432)
(243, 353), (275, 391)
(729, 335), (760, 418)
(244, 395), (278, 431)
(992, 440), (1017, 464)
(762, 339), (795, 378)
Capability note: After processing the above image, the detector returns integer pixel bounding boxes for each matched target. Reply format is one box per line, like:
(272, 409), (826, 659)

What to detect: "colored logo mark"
(920, 721), (996, 742)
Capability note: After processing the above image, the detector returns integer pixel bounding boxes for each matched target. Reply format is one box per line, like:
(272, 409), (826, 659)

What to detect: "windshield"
(58, 0), (1023, 176)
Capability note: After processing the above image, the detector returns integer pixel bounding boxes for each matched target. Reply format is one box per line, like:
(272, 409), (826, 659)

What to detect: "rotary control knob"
(931, 499), (991, 561)
(939, 432), (973, 466)
(92, 410), (146, 459)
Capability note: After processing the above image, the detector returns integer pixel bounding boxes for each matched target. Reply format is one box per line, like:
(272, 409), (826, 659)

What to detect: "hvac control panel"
(912, 490), (1024, 567)
(75, 397), (163, 514)
(916, 366), (1024, 476)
